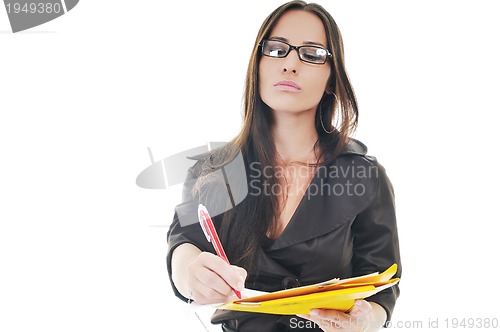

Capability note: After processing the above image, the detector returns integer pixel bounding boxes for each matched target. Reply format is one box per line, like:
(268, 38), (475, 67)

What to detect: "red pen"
(198, 204), (242, 299)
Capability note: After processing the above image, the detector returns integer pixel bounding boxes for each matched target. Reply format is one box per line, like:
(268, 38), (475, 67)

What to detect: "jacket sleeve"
(166, 166), (215, 303)
(351, 161), (402, 324)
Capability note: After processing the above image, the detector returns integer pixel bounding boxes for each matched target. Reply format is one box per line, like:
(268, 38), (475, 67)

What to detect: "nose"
(282, 48), (301, 74)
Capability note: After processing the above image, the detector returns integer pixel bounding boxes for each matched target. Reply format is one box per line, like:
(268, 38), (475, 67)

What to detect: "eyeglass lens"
(262, 40), (329, 64)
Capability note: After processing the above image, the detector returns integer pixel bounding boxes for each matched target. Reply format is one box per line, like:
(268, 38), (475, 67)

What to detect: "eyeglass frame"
(259, 39), (333, 65)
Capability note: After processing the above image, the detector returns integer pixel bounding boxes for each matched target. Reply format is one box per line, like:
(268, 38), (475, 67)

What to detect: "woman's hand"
(296, 300), (374, 332)
(187, 251), (247, 304)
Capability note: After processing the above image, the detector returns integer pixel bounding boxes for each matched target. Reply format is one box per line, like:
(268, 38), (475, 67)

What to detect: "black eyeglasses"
(260, 39), (332, 65)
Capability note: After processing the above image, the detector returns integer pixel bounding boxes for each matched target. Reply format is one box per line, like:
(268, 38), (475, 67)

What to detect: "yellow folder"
(217, 264), (399, 315)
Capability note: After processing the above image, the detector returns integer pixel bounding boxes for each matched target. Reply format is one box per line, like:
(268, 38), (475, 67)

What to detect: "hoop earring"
(319, 93), (337, 134)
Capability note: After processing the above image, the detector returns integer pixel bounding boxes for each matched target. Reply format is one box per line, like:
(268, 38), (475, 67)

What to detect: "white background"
(1, 1), (499, 331)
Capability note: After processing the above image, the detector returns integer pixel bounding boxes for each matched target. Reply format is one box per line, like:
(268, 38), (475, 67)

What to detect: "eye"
(264, 41), (289, 57)
(269, 48), (287, 57)
(301, 47), (327, 62)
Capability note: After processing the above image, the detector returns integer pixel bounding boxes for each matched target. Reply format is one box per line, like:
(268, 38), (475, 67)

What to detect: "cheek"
(258, 60), (271, 85)
(308, 70), (331, 99)
(258, 61), (273, 98)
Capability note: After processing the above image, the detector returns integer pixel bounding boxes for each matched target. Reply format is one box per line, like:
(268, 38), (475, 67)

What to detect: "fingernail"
(310, 309), (320, 316)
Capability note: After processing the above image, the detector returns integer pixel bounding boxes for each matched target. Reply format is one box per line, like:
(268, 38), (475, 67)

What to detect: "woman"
(167, 1), (401, 331)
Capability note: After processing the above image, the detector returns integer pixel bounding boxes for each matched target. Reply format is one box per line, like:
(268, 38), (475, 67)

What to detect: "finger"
(301, 309), (350, 330)
(199, 253), (245, 292)
(310, 308), (350, 322)
(298, 312), (345, 331)
(190, 282), (232, 304)
(231, 265), (248, 282)
(189, 267), (237, 303)
(349, 300), (372, 318)
(192, 265), (236, 299)
(187, 257), (234, 303)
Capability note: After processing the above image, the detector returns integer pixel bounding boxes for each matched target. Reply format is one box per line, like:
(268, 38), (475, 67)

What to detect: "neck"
(271, 109), (319, 164)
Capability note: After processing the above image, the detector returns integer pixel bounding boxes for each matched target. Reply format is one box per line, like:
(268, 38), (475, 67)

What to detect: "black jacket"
(167, 139), (402, 332)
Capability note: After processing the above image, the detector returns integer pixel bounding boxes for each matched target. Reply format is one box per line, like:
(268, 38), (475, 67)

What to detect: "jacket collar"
(188, 138), (368, 161)
(339, 138), (367, 156)
(186, 138), (376, 251)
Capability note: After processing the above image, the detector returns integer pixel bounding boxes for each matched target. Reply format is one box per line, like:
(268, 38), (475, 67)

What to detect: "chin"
(270, 106), (314, 115)
(263, 99), (303, 113)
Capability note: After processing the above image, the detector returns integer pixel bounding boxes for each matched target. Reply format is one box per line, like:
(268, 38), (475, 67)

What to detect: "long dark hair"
(196, 1), (358, 275)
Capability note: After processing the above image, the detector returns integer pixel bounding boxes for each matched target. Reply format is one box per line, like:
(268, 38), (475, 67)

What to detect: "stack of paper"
(217, 264), (399, 315)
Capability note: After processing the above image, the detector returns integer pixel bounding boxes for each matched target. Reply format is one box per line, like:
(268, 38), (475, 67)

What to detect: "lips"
(274, 80), (301, 92)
